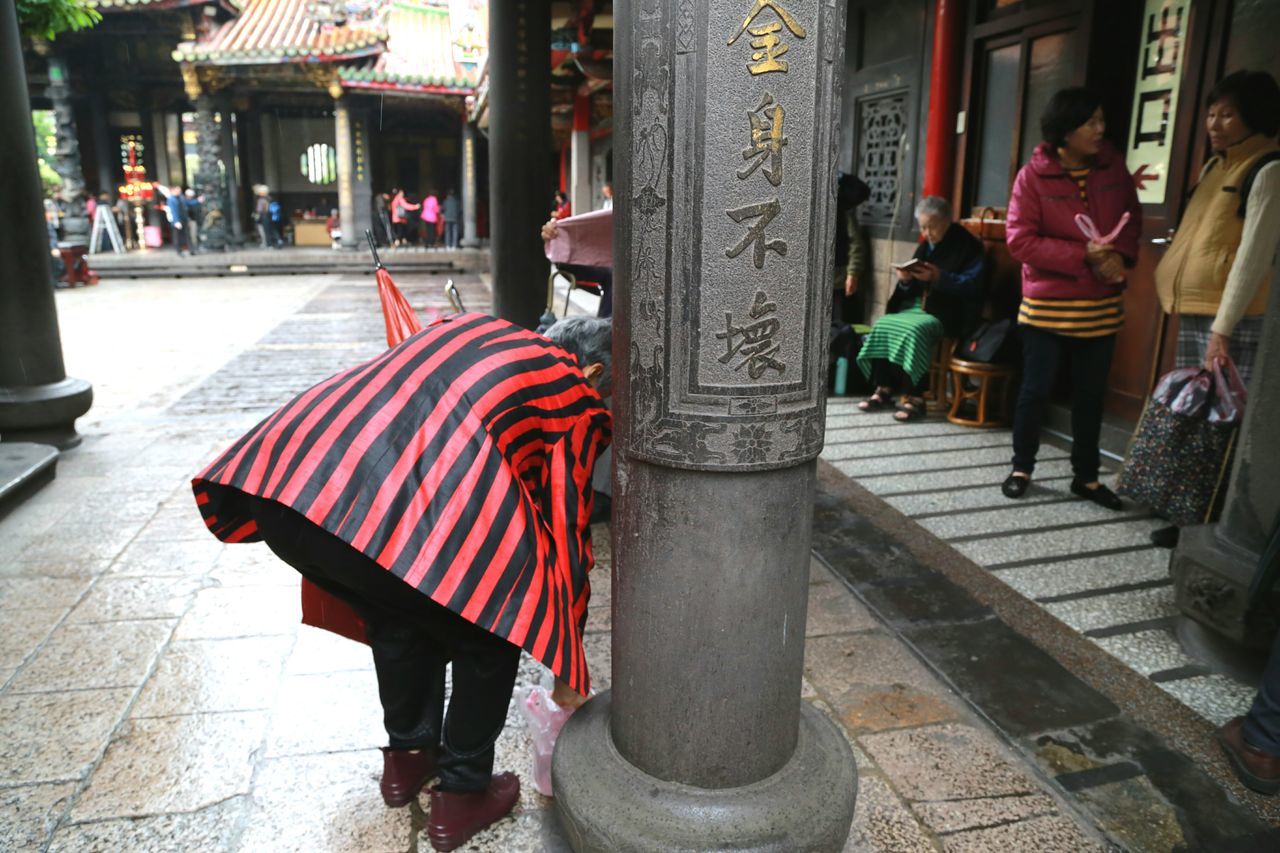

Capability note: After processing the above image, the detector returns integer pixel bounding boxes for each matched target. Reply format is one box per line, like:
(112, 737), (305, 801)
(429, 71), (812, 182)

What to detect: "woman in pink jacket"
(1003, 88), (1142, 507)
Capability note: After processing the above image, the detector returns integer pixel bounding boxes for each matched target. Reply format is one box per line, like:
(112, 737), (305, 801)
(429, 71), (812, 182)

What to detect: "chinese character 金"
(717, 290), (786, 379)
(739, 92), (787, 186)
(727, 0), (807, 75)
(725, 199), (788, 268)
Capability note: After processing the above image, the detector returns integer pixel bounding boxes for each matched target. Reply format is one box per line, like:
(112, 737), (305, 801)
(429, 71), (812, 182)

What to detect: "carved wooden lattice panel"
(857, 94), (906, 222)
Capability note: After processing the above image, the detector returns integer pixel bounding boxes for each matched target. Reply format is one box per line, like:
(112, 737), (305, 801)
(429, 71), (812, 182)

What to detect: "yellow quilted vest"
(1155, 134), (1280, 316)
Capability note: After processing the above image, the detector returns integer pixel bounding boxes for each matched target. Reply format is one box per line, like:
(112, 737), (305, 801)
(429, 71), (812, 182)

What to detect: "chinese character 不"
(727, 0), (807, 75)
(738, 92), (787, 186)
(725, 199), (787, 268)
(717, 290), (786, 379)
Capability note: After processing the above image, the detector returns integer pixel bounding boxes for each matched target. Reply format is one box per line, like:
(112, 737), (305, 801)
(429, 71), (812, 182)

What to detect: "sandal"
(1002, 471), (1030, 499)
(894, 397), (926, 422)
(858, 388), (893, 412)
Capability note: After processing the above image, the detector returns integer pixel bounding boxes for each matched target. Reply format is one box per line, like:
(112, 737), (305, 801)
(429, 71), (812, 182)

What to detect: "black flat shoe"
(1002, 473), (1030, 499)
(1150, 525), (1180, 549)
(1071, 480), (1123, 511)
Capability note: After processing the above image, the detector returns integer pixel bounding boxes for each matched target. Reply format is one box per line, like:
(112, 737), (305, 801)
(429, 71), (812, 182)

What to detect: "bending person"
(191, 316), (613, 852)
(857, 196), (985, 421)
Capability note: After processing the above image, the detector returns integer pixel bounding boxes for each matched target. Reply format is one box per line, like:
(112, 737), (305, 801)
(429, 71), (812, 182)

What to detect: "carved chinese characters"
(621, 0), (843, 472)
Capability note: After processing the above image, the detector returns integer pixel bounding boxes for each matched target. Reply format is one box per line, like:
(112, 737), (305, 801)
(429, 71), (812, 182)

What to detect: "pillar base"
(0, 376), (93, 449)
(553, 692), (857, 852)
(460, 237), (480, 248)
(1172, 524), (1280, 650)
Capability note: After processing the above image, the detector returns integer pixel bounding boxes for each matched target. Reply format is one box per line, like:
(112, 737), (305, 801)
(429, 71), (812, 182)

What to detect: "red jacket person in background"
(191, 314), (612, 852)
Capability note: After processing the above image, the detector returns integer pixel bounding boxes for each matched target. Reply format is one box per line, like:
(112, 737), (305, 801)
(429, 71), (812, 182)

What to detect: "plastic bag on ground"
(518, 685), (583, 796)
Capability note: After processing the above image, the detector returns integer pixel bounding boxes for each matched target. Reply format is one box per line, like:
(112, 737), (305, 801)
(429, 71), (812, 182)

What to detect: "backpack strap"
(1237, 152), (1280, 218)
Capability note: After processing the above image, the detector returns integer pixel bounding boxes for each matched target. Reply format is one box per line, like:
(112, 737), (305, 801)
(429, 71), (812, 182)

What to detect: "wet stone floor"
(0, 274), (1111, 851)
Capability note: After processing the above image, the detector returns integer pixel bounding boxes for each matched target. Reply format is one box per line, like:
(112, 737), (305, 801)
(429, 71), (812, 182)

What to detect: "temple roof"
(174, 0), (385, 65)
(339, 0), (482, 93)
(172, 0), (484, 95)
(94, 0), (240, 13)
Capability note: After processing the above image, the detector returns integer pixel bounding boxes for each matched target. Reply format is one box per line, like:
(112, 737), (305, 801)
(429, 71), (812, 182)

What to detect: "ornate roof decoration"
(338, 0), (485, 94)
(173, 0), (385, 64)
(94, 0), (240, 13)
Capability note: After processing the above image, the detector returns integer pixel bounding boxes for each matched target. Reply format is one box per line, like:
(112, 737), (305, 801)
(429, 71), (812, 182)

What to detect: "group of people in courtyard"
(848, 69), (1280, 798)
(379, 186), (463, 249)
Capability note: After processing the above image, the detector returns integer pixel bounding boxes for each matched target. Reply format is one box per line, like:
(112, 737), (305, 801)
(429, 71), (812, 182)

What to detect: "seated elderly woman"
(856, 196), (986, 421)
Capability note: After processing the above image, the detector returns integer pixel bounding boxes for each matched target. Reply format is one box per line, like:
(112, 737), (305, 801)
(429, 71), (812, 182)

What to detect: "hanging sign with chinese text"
(618, 0), (845, 472)
(1125, 0), (1192, 205)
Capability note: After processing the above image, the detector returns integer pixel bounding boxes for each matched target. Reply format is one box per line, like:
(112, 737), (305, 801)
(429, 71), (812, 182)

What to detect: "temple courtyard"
(0, 273), (1277, 851)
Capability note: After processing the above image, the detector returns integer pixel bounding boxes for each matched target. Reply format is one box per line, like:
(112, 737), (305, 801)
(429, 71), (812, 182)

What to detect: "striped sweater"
(192, 313), (612, 695)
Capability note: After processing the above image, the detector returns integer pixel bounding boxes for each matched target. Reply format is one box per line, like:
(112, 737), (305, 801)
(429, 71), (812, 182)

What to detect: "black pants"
(244, 496), (520, 792)
(869, 360), (927, 396)
(1012, 326), (1115, 482)
(557, 262), (613, 318)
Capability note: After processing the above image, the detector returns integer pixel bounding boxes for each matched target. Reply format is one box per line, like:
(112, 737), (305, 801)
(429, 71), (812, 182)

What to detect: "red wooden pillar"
(923, 0), (964, 199)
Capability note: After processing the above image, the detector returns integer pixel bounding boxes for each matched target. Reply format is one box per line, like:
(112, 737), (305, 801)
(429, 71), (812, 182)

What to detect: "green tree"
(16, 0), (101, 40)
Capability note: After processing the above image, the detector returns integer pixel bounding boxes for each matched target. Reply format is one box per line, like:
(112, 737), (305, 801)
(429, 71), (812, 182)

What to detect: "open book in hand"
(891, 258), (924, 272)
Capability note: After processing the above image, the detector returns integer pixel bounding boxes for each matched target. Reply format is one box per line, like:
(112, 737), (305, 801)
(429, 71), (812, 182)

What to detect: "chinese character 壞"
(725, 199), (787, 268)
(739, 92), (787, 186)
(716, 290), (786, 379)
(727, 0), (807, 75)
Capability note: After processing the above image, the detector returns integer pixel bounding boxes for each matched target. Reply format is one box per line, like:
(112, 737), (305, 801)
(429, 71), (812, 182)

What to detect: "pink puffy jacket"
(1005, 140), (1142, 301)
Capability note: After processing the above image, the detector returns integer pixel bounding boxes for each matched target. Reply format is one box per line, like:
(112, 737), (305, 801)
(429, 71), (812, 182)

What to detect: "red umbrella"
(298, 231), (436, 644)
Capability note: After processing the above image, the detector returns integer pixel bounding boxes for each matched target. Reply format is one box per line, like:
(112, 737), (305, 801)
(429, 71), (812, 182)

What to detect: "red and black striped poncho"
(191, 313), (612, 694)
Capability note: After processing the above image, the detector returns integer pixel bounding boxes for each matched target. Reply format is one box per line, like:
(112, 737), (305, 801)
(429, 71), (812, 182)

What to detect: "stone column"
(90, 90), (115, 196)
(1173, 261), (1280, 648)
(570, 92), (592, 215)
(183, 68), (227, 251)
(0, 0), (92, 447)
(333, 91), (372, 249)
(47, 52), (89, 246)
(217, 98), (244, 245)
(553, 2), (856, 850)
(487, 0), (551, 329)
(460, 120), (480, 247)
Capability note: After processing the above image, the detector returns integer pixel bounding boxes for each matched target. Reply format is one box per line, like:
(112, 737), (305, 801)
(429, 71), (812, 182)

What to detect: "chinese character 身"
(725, 199), (787, 268)
(727, 0), (807, 75)
(716, 290), (786, 379)
(739, 92), (787, 186)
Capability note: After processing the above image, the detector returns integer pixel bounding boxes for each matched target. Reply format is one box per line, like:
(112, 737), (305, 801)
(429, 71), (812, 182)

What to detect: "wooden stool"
(947, 357), (1016, 427)
(923, 336), (956, 406)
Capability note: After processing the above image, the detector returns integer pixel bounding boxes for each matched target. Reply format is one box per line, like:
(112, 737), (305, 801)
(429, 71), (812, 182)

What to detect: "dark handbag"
(1117, 359), (1248, 526)
(958, 318), (1015, 363)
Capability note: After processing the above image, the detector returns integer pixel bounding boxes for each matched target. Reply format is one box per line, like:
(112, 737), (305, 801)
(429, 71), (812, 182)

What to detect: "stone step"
(0, 442), (59, 522)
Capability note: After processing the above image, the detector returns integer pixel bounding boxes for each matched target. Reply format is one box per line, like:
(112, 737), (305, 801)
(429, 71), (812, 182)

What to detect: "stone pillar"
(333, 92), (372, 249)
(1173, 260), (1280, 648)
(461, 120), (480, 247)
(47, 53), (89, 246)
(0, 0), (92, 447)
(184, 68), (227, 251)
(217, 98), (244, 245)
(90, 90), (115, 196)
(570, 92), (592, 215)
(553, 2), (856, 850)
(487, 0), (551, 329)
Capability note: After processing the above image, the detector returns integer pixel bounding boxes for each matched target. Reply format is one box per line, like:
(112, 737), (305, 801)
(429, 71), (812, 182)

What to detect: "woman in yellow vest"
(1151, 70), (1280, 549)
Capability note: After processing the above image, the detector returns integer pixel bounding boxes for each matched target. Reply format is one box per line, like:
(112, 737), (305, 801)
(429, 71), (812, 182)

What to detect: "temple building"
(24, 0), (488, 249)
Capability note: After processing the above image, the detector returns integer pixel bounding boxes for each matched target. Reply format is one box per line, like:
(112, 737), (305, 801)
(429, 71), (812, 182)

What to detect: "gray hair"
(545, 317), (612, 392)
(914, 196), (953, 221)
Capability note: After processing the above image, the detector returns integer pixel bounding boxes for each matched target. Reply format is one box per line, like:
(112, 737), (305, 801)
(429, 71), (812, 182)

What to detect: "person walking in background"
(391, 188), (419, 248)
(421, 190), (441, 249)
(375, 191), (393, 247)
(1002, 88), (1142, 508)
(833, 172), (871, 326)
(184, 188), (203, 254)
(1148, 70), (1280, 549)
(442, 189), (461, 250)
(166, 185), (191, 257)
(857, 196), (985, 421)
(253, 185), (271, 248)
(553, 190), (572, 221)
(600, 182), (613, 210)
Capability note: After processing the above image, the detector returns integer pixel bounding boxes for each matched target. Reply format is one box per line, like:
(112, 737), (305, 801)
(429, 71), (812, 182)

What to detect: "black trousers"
(1012, 326), (1115, 482)
(869, 360), (928, 396)
(557, 262), (613, 318)
(244, 496), (520, 792)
